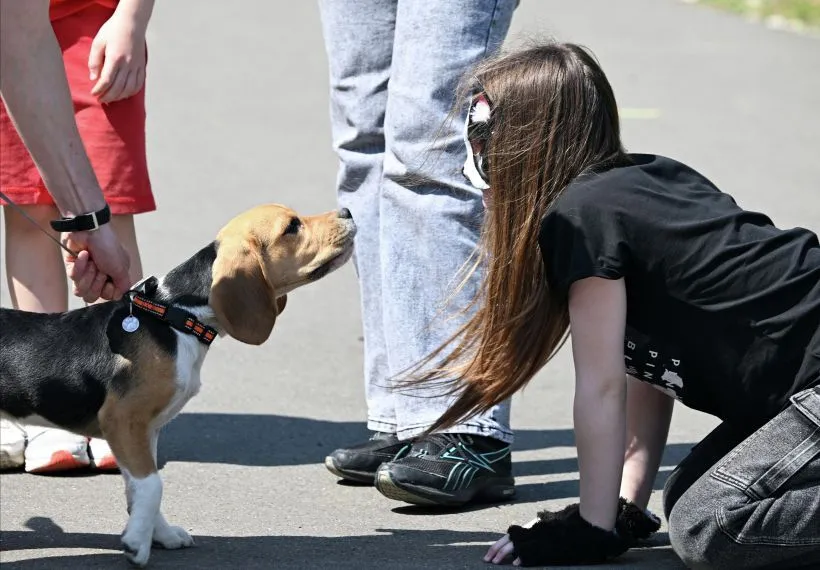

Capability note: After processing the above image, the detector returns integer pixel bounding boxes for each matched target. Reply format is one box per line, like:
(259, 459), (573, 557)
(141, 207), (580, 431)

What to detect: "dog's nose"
(338, 208), (352, 219)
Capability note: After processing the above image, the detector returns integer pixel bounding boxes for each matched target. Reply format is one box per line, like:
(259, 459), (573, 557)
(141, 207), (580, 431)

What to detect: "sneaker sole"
(375, 467), (515, 507)
(91, 455), (120, 471)
(0, 452), (25, 470)
(324, 456), (376, 484)
(26, 450), (90, 474)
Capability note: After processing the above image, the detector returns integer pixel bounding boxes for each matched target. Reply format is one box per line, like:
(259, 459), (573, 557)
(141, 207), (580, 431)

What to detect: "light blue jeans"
(318, 0), (516, 443)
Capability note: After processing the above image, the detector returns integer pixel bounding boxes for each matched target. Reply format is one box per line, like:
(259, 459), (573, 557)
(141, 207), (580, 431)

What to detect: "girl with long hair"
(410, 42), (820, 567)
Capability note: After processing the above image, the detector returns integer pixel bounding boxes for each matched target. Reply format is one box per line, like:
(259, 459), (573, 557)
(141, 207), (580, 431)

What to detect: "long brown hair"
(401, 42), (627, 433)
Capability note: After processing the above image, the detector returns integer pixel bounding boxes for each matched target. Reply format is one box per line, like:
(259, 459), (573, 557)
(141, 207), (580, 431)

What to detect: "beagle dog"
(0, 204), (356, 567)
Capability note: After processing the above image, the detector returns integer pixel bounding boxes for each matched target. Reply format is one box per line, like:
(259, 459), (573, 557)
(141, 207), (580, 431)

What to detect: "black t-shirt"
(539, 154), (820, 427)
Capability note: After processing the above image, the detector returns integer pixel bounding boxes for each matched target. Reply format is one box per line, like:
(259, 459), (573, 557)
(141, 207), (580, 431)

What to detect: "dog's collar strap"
(130, 293), (217, 346)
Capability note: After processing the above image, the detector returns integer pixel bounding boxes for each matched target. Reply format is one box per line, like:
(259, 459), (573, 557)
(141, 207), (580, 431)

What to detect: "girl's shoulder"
(551, 153), (726, 220)
(567, 154), (711, 194)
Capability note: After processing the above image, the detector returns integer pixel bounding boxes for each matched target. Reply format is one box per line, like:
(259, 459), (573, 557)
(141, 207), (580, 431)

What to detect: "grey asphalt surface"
(1, 1), (818, 568)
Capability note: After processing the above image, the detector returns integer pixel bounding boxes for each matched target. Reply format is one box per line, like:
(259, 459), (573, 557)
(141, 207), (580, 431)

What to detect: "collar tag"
(122, 314), (140, 333)
(122, 295), (140, 333)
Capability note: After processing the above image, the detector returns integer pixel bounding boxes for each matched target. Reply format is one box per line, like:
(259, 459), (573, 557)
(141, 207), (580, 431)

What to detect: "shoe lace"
(410, 433), (470, 457)
(368, 431), (394, 442)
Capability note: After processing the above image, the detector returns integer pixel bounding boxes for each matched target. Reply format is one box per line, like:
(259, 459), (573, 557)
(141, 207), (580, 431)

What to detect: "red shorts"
(0, 3), (155, 215)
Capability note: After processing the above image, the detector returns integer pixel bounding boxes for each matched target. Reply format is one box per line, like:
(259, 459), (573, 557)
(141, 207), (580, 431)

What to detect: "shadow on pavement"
(156, 413), (581, 468)
(156, 413), (698, 513)
(510, 442), (693, 504)
(0, 517), (684, 569)
(158, 414), (695, 489)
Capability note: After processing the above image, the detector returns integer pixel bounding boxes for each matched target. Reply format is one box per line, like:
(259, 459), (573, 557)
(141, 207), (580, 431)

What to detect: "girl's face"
(462, 92), (492, 204)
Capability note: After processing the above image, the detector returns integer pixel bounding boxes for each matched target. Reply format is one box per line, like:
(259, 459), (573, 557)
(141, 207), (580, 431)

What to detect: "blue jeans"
(318, 0), (516, 442)
(665, 384), (820, 569)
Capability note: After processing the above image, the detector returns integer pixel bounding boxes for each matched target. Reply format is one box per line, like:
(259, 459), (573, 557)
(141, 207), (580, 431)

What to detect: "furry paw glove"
(507, 504), (628, 566)
(615, 497), (661, 544)
(507, 498), (661, 566)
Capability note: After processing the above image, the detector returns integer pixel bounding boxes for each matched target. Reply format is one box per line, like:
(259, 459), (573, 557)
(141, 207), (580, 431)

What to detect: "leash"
(0, 190), (80, 257)
(1, 192), (217, 345)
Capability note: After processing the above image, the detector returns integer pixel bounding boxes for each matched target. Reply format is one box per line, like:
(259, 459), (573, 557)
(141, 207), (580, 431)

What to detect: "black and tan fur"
(0, 204), (356, 567)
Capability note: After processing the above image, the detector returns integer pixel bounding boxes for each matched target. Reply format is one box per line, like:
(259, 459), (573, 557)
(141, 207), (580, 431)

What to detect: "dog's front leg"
(120, 466), (162, 566)
(147, 429), (194, 550)
(101, 405), (190, 566)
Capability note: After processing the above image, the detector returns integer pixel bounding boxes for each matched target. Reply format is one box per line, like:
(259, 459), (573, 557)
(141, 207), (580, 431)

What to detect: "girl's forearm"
(0, 0), (105, 216)
(619, 378), (674, 509)
(574, 379), (627, 531)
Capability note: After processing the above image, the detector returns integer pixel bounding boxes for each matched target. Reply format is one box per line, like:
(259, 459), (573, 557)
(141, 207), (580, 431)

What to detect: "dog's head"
(209, 204), (356, 345)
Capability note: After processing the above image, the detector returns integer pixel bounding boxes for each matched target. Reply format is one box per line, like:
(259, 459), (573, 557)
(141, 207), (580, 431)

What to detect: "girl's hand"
(484, 518), (537, 565)
(88, 11), (147, 103)
(485, 533), (518, 566)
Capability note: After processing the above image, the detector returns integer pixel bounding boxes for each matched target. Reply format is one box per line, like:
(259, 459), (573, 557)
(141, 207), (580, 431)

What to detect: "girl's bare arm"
(620, 376), (674, 509)
(568, 276), (629, 531)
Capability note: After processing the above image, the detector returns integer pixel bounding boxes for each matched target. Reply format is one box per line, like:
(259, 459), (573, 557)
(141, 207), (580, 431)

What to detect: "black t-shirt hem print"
(624, 325), (686, 401)
(538, 153), (820, 426)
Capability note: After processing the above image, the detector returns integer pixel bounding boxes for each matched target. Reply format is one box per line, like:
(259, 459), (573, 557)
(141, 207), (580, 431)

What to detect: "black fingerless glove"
(507, 504), (628, 566)
(615, 497), (661, 544)
(507, 499), (662, 567)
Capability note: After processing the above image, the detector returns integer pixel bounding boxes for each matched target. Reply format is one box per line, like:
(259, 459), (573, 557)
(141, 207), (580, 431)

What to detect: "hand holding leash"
(63, 224), (131, 302)
(0, 191), (130, 302)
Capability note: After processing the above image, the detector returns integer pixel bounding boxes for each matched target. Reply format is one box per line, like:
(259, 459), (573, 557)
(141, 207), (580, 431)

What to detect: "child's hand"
(484, 518), (536, 565)
(88, 11), (147, 103)
(484, 533), (521, 566)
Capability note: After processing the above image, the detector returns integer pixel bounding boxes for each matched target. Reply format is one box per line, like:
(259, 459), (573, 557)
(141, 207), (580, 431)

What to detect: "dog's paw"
(121, 532), (151, 567)
(153, 523), (194, 550)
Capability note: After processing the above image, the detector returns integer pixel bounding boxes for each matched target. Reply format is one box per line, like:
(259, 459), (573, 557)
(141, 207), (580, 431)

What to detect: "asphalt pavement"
(1, 1), (818, 568)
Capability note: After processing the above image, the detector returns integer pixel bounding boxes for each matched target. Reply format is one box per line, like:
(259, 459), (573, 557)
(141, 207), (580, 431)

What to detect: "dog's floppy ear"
(210, 236), (281, 345)
(276, 295), (287, 315)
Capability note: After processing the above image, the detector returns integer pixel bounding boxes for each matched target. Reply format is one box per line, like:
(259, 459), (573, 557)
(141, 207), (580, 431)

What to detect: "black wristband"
(508, 504), (629, 566)
(50, 204), (111, 232)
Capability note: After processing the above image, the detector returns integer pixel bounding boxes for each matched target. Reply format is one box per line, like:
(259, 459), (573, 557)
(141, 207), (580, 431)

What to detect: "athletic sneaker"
(88, 437), (119, 471)
(0, 418), (26, 470)
(375, 433), (515, 507)
(24, 427), (90, 473)
(325, 432), (412, 484)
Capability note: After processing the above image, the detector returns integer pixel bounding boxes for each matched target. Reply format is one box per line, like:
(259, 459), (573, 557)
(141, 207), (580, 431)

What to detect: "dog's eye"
(283, 217), (301, 236)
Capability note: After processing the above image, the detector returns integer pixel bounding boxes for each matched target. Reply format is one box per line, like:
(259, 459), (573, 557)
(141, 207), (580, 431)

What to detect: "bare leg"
(109, 213), (143, 286)
(3, 205), (89, 472)
(4, 204), (68, 311)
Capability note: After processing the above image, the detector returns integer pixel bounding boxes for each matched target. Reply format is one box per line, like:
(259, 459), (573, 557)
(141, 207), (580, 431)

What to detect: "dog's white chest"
(154, 332), (207, 429)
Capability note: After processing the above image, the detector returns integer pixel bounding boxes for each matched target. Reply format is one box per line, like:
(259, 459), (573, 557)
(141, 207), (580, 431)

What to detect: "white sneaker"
(89, 437), (119, 471)
(24, 426), (90, 473)
(0, 418), (26, 470)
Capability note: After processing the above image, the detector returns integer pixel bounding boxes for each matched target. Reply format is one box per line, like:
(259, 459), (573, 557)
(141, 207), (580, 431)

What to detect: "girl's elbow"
(575, 374), (627, 401)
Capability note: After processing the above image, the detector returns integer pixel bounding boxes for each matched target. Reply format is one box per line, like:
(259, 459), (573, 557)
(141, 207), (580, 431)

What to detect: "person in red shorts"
(0, 0), (155, 474)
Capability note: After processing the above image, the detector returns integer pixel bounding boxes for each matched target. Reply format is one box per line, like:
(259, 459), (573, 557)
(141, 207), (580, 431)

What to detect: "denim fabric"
(665, 386), (820, 569)
(318, 0), (516, 442)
